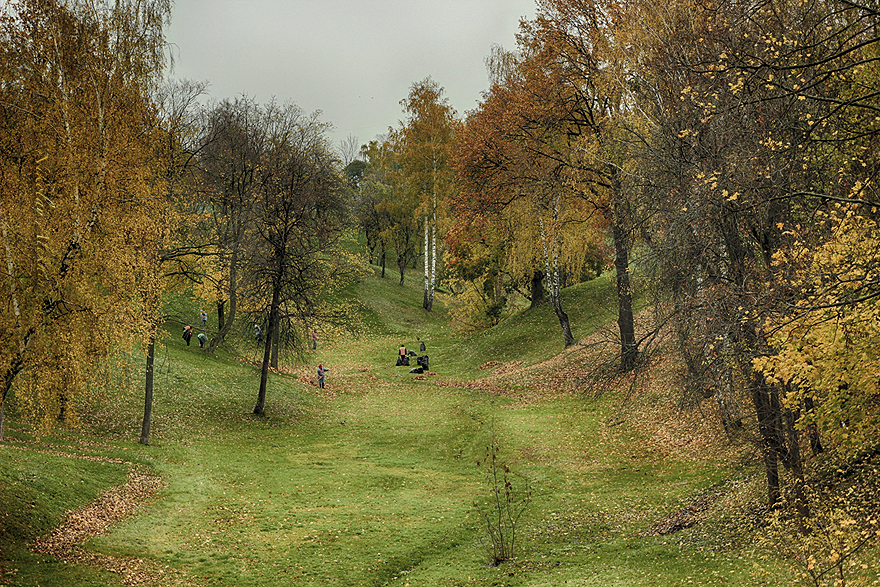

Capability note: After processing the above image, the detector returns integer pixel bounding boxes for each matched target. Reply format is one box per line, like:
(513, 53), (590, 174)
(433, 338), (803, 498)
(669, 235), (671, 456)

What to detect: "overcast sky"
(164, 0), (536, 150)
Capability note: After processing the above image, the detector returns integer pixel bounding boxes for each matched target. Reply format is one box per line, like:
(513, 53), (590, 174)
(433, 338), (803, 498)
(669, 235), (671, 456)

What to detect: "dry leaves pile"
(31, 465), (185, 586)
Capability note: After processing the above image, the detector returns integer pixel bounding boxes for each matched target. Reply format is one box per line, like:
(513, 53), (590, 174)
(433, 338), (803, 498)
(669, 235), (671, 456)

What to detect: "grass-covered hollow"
(1, 267), (871, 586)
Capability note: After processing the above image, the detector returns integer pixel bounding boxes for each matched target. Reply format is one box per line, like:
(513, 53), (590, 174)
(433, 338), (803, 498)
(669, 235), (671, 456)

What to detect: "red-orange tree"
(453, 1), (639, 362)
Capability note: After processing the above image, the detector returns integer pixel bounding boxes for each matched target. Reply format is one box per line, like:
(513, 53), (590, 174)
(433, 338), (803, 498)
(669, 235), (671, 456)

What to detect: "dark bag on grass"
(416, 355), (429, 370)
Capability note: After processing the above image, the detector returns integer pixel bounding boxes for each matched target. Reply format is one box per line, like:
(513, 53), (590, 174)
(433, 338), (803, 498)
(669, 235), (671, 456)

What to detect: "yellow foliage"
(0, 0), (170, 433)
(757, 204), (880, 454)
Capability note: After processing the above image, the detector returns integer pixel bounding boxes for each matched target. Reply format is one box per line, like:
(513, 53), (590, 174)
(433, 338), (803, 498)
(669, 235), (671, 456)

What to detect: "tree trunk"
(254, 282), (281, 416)
(140, 335), (155, 445)
(1, 336), (29, 442)
(423, 216), (431, 309)
(380, 246), (386, 278)
(530, 269), (545, 309)
(540, 204), (575, 347)
(803, 397), (824, 455)
(750, 374), (783, 509)
(270, 323), (280, 369)
(217, 299), (225, 332)
(398, 251), (406, 286)
(428, 210), (436, 311)
(549, 272), (575, 347)
(209, 242), (239, 353)
(783, 407), (811, 522)
(610, 174), (638, 372)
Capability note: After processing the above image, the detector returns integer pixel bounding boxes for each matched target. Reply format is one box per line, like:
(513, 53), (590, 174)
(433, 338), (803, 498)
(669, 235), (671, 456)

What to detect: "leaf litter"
(29, 457), (186, 586)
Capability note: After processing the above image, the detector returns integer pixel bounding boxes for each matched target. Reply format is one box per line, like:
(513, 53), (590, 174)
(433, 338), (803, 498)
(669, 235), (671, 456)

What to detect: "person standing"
(199, 309), (207, 328)
(182, 324), (193, 346)
(310, 330), (318, 350)
(317, 364), (329, 388)
(254, 324), (263, 343)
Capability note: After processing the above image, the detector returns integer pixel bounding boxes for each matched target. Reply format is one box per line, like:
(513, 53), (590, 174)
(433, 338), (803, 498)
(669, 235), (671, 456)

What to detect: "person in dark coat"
(182, 324), (193, 346)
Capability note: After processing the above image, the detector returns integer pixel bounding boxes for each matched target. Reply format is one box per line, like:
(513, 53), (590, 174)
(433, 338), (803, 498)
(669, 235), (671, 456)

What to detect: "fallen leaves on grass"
(32, 466), (185, 586)
(642, 490), (726, 536)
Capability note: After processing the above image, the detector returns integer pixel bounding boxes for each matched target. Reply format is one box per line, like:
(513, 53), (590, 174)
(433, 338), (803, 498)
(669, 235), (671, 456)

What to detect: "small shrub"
(473, 434), (531, 566)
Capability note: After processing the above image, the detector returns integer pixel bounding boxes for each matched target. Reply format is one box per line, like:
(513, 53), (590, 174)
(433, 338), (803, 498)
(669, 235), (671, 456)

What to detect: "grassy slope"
(1, 267), (801, 586)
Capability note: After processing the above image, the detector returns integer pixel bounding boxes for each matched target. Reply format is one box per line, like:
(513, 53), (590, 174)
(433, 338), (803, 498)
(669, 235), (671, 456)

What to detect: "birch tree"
(0, 0), (170, 435)
(399, 78), (459, 311)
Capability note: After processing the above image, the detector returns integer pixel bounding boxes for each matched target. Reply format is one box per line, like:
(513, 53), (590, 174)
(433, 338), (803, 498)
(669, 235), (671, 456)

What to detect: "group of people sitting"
(396, 339), (429, 373)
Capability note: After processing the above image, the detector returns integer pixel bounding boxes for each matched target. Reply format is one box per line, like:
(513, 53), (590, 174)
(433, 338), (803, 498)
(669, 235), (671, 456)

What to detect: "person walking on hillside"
(310, 330), (318, 350)
(317, 364), (329, 389)
(182, 324), (193, 346)
(199, 309), (207, 328)
(254, 324), (263, 343)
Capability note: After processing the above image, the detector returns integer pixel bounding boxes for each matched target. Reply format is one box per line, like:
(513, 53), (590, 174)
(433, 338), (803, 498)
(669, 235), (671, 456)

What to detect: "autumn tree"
(358, 135), (421, 285)
(521, 0), (647, 366)
(634, 0), (880, 508)
(399, 78), (459, 311)
(0, 0), (171, 436)
(452, 31), (618, 350)
(352, 139), (397, 276)
(248, 102), (351, 417)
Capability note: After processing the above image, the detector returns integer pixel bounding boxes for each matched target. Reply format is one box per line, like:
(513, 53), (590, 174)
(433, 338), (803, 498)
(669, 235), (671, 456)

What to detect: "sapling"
(473, 432), (531, 566)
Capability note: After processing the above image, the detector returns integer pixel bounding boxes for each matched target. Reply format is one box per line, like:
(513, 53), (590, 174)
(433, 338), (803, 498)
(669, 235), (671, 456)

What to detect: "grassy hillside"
(0, 268), (876, 586)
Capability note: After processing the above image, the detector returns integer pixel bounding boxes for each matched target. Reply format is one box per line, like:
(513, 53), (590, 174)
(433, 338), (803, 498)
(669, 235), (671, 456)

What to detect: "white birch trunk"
(423, 215), (430, 308)
(429, 205), (437, 310)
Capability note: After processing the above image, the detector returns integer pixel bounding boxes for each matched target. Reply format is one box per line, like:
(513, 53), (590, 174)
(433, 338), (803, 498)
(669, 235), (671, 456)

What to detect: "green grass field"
(0, 267), (830, 586)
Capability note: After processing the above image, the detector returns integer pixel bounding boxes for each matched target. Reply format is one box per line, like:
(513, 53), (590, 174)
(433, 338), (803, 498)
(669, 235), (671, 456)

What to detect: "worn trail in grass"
(75, 328), (774, 586)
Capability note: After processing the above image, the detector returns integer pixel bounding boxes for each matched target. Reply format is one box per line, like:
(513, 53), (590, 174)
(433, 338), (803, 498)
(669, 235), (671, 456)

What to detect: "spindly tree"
(354, 138), (399, 278)
(0, 0), (170, 435)
(193, 96), (268, 353)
